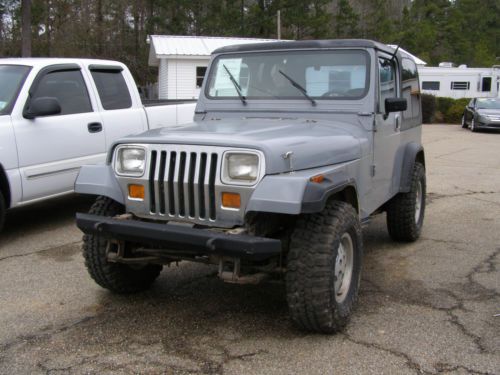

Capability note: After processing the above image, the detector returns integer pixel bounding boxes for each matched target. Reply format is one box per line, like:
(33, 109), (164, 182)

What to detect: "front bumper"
(76, 213), (282, 261)
(476, 119), (500, 129)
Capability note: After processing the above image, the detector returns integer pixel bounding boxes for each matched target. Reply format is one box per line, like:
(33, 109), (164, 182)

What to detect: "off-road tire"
(286, 201), (363, 333)
(0, 190), (5, 232)
(386, 162), (426, 242)
(461, 115), (467, 128)
(82, 196), (162, 293)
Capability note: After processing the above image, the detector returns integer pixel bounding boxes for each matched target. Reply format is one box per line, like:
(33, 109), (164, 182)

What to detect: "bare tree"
(21, 0), (31, 57)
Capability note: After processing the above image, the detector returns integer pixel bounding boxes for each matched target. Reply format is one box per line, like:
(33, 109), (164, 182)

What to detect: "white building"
(148, 35), (280, 100)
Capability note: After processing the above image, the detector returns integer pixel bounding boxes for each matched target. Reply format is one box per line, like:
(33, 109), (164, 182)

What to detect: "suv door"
(12, 64), (105, 201)
(372, 55), (402, 209)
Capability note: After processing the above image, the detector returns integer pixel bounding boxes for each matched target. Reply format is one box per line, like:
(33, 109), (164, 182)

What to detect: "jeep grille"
(148, 147), (219, 221)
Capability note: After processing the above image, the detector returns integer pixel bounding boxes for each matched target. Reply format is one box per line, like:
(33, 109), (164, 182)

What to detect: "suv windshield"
(477, 98), (500, 109)
(207, 49), (369, 101)
(0, 65), (31, 115)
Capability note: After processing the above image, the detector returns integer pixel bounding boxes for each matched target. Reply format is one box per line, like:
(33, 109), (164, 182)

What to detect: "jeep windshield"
(206, 49), (369, 101)
(0, 65), (31, 115)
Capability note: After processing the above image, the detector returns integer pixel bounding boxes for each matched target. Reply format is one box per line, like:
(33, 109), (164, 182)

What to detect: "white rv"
(418, 64), (500, 99)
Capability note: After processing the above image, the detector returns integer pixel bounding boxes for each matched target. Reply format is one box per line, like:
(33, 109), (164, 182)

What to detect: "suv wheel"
(386, 162), (426, 242)
(83, 196), (162, 293)
(461, 115), (467, 128)
(0, 190), (5, 232)
(286, 201), (363, 333)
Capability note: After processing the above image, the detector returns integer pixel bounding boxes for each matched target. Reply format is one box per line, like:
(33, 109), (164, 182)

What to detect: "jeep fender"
(75, 164), (125, 204)
(398, 142), (425, 193)
(246, 160), (359, 216)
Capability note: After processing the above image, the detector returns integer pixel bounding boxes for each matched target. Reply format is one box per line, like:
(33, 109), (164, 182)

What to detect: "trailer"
(418, 64), (500, 99)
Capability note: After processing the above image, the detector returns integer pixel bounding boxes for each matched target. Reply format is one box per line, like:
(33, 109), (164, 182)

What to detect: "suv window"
(32, 70), (92, 116)
(91, 70), (132, 110)
(378, 57), (396, 113)
(401, 58), (420, 123)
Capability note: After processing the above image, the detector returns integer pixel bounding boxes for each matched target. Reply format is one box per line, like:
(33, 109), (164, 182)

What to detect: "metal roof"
(148, 35), (281, 65)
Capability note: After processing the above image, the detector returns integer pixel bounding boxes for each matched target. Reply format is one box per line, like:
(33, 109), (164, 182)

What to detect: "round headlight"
(115, 147), (146, 176)
(224, 153), (260, 184)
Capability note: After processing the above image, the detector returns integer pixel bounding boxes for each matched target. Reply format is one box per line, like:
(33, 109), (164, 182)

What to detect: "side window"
(32, 70), (92, 116)
(196, 66), (207, 88)
(481, 77), (491, 92)
(91, 70), (132, 110)
(402, 58), (420, 121)
(378, 57), (396, 113)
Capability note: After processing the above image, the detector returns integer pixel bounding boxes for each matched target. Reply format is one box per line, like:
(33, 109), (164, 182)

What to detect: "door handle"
(395, 115), (401, 131)
(88, 122), (103, 133)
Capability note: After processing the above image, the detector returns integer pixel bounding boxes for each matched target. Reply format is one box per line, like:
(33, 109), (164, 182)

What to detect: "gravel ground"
(0, 124), (499, 374)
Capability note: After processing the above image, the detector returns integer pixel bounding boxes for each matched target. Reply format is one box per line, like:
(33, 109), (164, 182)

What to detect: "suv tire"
(286, 201), (363, 333)
(0, 190), (5, 232)
(386, 162), (426, 242)
(83, 196), (162, 293)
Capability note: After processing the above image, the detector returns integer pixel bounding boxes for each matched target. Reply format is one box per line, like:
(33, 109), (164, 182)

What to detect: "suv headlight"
(222, 152), (260, 185)
(115, 146), (146, 176)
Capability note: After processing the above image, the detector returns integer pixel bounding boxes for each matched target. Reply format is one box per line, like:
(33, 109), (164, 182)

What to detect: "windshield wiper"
(278, 70), (316, 106)
(223, 64), (246, 105)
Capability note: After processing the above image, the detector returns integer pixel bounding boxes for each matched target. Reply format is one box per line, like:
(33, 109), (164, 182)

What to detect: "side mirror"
(24, 97), (61, 119)
(385, 97), (407, 114)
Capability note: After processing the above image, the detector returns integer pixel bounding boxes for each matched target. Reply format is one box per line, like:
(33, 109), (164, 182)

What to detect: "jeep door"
(372, 54), (402, 207)
(11, 64), (106, 201)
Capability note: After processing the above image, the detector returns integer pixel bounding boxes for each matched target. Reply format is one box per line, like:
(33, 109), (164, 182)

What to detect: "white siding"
(165, 58), (209, 100)
(158, 59), (168, 99)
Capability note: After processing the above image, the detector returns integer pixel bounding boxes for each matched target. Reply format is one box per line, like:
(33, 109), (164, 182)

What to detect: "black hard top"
(212, 39), (396, 55)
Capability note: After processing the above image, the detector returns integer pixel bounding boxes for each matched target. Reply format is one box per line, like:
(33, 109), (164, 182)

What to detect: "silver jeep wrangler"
(76, 40), (426, 333)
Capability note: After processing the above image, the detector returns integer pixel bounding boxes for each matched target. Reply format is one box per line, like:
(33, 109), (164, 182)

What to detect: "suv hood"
(120, 118), (368, 174)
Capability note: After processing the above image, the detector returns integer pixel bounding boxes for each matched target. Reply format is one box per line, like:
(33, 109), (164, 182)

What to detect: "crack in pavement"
(361, 247), (500, 360)
(434, 362), (496, 375)
(343, 333), (431, 374)
(0, 241), (81, 262)
(427, 190), (500, 204)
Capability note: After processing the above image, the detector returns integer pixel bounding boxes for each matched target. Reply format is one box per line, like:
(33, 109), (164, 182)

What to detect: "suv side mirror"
(385, 97), (407, 114)
(24, 97), (62, 119)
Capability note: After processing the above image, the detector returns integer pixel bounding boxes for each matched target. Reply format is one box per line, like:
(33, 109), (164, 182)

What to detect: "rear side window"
(91, 70), (132, 110)
(32, 70), (92, 115)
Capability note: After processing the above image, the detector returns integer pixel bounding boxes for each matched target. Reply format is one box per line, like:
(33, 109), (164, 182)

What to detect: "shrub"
(436, 97), (455, 115)
(421, 93), (436, 123)
(446, 103), (466, 124)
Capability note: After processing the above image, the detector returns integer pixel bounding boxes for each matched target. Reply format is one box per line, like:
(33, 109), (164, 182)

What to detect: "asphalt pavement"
(0, 124), (499, 374)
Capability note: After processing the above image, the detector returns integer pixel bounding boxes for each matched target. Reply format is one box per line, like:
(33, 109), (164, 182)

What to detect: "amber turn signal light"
(128, 184), (145, 200)
(310, 174), (325, 183)
(222, 192), (241, 208)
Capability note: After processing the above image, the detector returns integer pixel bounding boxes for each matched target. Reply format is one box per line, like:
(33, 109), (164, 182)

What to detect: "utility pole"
(277, 10), (281, 40)
(21, 0), (32, 57)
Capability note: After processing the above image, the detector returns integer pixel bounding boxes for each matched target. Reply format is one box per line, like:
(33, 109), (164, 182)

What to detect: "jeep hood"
(120, 118), (367, 174)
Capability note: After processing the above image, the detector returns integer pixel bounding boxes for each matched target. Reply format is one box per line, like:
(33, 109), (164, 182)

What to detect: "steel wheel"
(334, 232), (354, 303)
(415, 180), (423, 224)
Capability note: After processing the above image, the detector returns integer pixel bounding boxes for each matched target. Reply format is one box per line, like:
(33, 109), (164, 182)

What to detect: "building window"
(451, 81), (470, 90)
(196, 66), (207, 88)
(422, 81), (440, 90)
(481, 77), (492, 92)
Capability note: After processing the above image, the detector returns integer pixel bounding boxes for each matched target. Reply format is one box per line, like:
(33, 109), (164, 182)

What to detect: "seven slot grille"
(148, 148), (219, 221)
